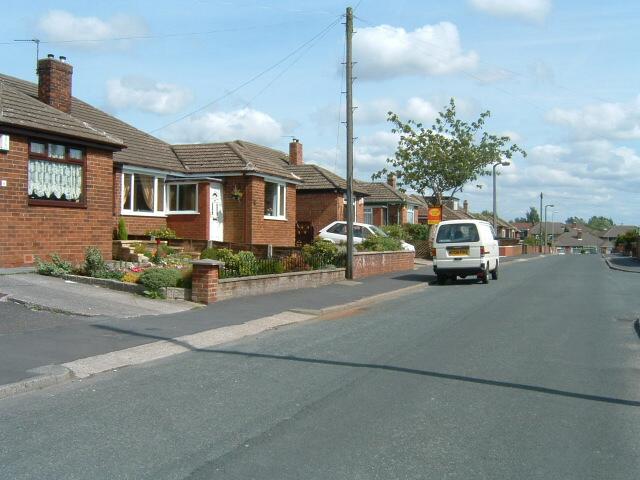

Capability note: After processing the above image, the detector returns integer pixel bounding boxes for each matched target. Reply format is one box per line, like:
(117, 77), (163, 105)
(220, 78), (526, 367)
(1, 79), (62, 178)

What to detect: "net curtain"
(28, 160), (82, 201)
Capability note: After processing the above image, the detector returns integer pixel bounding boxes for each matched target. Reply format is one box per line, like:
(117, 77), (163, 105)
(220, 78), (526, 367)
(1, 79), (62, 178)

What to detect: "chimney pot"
(289, 139), (303, 165)
(463, 200), (468, 213)
(47, 53), (54, 59)
(387, 174), (397, 189)
(59, 55), (67, 63)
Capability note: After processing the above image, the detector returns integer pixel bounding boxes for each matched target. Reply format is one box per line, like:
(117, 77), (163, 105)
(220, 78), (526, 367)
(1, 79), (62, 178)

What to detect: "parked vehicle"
(432, 220), (499, 284)
(318, 221), (416, 252)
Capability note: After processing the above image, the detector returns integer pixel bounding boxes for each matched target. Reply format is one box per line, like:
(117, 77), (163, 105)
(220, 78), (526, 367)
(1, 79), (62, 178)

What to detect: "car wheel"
(491, 264), (498, 280)
(482, 265), (490, 284)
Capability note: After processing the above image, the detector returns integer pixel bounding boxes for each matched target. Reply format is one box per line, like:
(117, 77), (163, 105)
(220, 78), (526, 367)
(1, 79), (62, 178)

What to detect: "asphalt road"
(1, 254), (639, 479)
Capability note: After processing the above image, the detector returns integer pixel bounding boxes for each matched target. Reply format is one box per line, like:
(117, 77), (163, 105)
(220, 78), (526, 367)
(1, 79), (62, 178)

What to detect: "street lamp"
(493, 160), (510, 232)
(550, 210), (558, 253)
(544, 203), (554, 252)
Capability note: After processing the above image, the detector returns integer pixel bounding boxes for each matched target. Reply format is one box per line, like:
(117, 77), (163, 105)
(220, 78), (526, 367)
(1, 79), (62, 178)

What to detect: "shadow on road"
(94, 324), (640, 408)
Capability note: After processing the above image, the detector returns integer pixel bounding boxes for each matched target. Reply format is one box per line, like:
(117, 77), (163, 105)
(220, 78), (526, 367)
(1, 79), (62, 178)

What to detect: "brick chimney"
(289, 139), (303, 165)
(37, 54), (73, 113)
(463, 200), (468, 213)
(577, 229), (582, 240)
(387, 173), (397, 189)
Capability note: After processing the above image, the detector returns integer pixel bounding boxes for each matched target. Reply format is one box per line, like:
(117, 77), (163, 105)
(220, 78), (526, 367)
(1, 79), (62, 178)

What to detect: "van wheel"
(482, 265), (490, 284)
(491, 264), (498, 280)
(437, 274), (446, 285)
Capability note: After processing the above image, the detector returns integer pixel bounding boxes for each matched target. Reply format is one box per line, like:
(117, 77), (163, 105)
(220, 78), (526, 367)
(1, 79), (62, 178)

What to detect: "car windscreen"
(436, 223), (480, 243)
(368, 225), (388, 237)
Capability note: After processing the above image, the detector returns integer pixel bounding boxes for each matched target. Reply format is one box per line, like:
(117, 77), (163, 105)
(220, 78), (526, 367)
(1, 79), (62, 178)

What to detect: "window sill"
(167, 211), (199, 215)
(121, 211), (167, 218)
(29, 199), (86, 209)
(264, 216), (288, 221)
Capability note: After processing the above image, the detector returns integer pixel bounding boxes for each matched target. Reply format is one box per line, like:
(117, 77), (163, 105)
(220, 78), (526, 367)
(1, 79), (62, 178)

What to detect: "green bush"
(139, 268), (182, 294)
(381, 224), (407, 240)
(200, 247), (235, 264)
(36, 254), (74, 277)
(234, 251), (259, 276)
(357, 236), (403, 252)
(257, 260), (285, 275)
(145, 227), (177, 239)
(403, 223), (430, 241)
(84, 246), (107, 277)
(133, 243), (150, 255)
(302, 239), (339, 268)
(117, 217), (128, 240)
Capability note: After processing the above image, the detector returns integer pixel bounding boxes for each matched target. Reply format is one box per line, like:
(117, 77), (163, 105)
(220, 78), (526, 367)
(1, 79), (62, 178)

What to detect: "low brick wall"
(217, 268), (345, 301)
(352, 251), (415, 279)
(62, 274), (145, 295)
(499, 245), (523, 257)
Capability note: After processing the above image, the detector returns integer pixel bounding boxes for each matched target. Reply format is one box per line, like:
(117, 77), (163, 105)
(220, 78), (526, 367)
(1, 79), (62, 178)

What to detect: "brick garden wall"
(499, 245), (523, 257)
(352, 251), (415, 279)
(0, 134), (115, 267)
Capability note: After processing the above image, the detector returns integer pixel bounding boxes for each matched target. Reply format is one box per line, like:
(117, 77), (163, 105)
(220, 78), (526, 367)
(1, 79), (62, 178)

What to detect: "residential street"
(1, 254), (639, 479)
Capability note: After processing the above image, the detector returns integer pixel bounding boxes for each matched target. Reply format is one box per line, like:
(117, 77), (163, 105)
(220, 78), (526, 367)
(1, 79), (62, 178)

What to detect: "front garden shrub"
(133, 243), (149, 255)
(403, 223), (430, 241)
(145, 227), (177, 239)
(302, 239), (338, 268)
(139, 268), (182, 294)
(176, 267), (193, 289)
(122, 272), (141, 284)
(234, 251), (259, 276)
(357, 236), (402, 252)
(200, 247), (235, 264)
(36, 254), (74, 277)
(84, 246), (107, 277)
(117, 217), (128, 240)
(256, 259), (285, 275)
(381, 224), (407, 240)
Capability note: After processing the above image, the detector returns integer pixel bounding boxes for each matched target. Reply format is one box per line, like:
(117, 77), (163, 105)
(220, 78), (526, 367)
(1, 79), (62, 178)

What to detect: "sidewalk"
(603, 254), (640, 273)
(0, 266), (433, 388)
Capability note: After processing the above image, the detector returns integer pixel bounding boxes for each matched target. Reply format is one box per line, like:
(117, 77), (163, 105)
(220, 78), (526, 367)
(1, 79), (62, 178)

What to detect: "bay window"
(264, 181), (286, 218)
(407, 206), (415, 224)
(168, 183), (198, 213)
(28, 141), (85, 207)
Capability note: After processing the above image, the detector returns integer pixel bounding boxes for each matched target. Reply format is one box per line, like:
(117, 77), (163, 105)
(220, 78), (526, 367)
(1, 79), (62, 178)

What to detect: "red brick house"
(0, 57), (301, 267)
(284, 140), (368, 242)
(356, 176), (423, 226)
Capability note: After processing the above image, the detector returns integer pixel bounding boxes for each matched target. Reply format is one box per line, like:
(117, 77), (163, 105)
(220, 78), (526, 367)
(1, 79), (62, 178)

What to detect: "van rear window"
(436, 223), (480, 243)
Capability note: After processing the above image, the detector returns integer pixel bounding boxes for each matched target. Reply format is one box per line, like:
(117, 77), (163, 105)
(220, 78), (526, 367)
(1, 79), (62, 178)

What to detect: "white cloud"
(355, 97), (439, 125)
(546, 96), (640, 140)
(469, 0), (551, 23)
(106, 77), (193, 115)
(37, 10), (148, 49)
(354, 22), (478, 80)
(162, 108), (283, 144)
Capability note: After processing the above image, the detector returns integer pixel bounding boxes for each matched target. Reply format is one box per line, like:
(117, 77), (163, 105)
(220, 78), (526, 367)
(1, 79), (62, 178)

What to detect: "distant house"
(528, 222), (566, 245)
(600, 225), (638, 253)
(284, 140), (369, 244)
(416, 196), (464, 224)
(472, 212), (519, 239)
(555, 226), (604, 254)
(355, 176), (423, 225)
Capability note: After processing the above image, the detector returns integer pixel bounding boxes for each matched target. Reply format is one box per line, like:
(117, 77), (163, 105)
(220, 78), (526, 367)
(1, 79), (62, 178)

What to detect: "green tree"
(373, 98), (526, 205)
(565, 216), (585, 225)
(587, 216), (614, 231)
(514, 207), (540, 223)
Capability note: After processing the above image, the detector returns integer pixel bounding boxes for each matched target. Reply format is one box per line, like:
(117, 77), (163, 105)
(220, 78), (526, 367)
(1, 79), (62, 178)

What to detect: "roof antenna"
(13, 39), (41, 75)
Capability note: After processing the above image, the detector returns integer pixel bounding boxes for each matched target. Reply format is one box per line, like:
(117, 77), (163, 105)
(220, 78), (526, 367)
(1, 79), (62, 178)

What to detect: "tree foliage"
(514, 207), (540, 224)
(373, 98), (526, 204)
(565, 216), (585, 225)
(587, 216), (614, 231)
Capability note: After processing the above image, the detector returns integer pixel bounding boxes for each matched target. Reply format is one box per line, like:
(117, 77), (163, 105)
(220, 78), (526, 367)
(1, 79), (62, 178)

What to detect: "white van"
(432, 220), (499, 284)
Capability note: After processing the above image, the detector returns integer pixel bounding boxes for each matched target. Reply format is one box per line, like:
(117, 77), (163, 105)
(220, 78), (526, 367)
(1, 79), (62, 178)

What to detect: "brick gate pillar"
(190, 259), (224, 304)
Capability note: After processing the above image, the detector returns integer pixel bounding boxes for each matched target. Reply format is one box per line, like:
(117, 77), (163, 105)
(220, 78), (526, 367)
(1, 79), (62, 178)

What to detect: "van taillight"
(431, 248), (436, 257)
(480, 247), (486, 256)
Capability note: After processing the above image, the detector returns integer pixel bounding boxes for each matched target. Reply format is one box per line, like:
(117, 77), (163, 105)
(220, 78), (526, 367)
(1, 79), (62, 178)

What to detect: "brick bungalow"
(356, 176), (423, 226)
(0, 56), (301, 267)
(284, 140), (368, 242)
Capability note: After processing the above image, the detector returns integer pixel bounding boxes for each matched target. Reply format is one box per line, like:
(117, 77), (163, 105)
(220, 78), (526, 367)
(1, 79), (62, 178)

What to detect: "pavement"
(603, 253), (640, 273)
(1, 254), (638, 479)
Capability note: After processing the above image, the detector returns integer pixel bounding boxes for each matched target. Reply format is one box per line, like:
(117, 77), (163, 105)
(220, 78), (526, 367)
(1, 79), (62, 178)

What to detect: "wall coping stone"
(219, 267), (346, 284)
(354, 250), (411, 256)
(191, 259), (225, 267)
(61, 274), (145, 294)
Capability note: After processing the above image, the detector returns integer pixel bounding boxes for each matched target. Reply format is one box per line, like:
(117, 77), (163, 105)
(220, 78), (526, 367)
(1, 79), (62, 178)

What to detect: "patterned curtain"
(28, 160), (82, 201)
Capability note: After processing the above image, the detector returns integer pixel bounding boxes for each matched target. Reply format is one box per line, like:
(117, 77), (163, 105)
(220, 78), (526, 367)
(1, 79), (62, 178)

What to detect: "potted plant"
(231, 185), (244, 201)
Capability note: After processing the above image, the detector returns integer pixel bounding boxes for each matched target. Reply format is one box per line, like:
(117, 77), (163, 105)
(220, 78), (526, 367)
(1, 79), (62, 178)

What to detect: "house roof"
(442, 204), (475, 221)
(512, 222), (535, 231)
(172, 141), (300, 182)
(471, 212), (518, 230)
(287, 164), (368, 194)
(555, 228), (604, 247)
(0, 79), (124, 148)
(409, 194), (428, 207)
(529, 222), (566, 235)
(601, 225), (638, 239)
(355, 181), (422, 206)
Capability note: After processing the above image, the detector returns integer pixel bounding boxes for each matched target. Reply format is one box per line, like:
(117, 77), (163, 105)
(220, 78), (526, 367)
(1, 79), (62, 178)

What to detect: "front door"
(209, 182), (223, 241)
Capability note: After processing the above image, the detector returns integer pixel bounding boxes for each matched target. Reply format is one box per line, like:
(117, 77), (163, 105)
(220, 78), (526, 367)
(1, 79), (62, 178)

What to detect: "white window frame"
(407, 206), (415, 224)
(364, 207), (373, 225)
(167, 183), (199, 215)
(121, 171), (167, 217)
(264, 181), (287, 220)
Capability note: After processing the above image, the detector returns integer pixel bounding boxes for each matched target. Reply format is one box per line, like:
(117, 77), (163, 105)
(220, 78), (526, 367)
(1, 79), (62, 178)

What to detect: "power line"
(149, 15), (342, 134)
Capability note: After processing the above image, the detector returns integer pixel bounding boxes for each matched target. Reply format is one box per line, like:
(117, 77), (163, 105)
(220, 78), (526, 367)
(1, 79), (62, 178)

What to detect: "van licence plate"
(447, 247), (469, 256)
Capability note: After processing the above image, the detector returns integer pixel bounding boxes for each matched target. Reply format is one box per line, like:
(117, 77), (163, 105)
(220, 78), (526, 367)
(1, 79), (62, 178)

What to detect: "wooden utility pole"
(539, 192), (544, 251)
(345, 6), (355, 279)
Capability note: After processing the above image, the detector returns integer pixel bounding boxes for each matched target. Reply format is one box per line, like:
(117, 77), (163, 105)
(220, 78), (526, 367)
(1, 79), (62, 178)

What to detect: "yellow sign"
(427, 206), (442, 225)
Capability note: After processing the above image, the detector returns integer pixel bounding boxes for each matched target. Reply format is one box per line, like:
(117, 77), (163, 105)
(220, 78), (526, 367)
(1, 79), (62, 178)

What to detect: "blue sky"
(3, 0), (640, 224)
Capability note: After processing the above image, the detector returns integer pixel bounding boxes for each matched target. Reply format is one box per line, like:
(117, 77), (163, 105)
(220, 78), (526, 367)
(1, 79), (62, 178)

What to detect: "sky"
(2, 0), (640, 224)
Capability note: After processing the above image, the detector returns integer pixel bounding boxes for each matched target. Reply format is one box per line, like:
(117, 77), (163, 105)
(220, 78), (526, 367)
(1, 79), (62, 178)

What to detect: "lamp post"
(550, 210), (558, 253)
(492, 160), (510, 232)
(544, 203), (554, 253)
